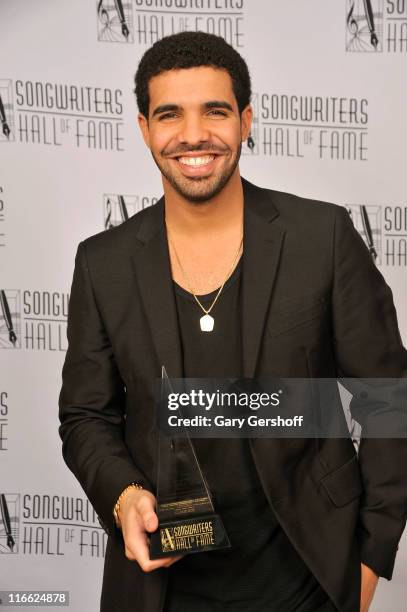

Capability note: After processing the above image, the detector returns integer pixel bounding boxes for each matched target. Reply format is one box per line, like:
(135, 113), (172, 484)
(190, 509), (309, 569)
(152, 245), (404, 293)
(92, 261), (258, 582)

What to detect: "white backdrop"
(1, 1), (406, 610)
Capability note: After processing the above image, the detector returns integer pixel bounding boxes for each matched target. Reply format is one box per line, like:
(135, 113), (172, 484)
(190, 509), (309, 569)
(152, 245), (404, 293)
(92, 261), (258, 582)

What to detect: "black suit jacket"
(59, 178), (407, 612)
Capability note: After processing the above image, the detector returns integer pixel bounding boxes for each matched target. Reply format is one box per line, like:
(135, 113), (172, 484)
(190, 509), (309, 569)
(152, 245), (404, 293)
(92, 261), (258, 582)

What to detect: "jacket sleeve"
(59, 241), (152, 537)
(332, 206), (407, 579)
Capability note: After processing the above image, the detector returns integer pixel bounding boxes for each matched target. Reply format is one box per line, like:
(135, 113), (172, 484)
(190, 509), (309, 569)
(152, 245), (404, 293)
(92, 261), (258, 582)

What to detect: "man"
(59, 32), (407, 612)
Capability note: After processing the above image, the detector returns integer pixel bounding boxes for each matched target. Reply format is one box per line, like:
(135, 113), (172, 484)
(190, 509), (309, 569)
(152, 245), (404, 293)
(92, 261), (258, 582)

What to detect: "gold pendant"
(200, 314), (214, 332)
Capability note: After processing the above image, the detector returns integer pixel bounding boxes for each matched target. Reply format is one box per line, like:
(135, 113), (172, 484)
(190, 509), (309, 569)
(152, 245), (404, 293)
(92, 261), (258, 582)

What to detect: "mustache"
(162, 143), (230, 157)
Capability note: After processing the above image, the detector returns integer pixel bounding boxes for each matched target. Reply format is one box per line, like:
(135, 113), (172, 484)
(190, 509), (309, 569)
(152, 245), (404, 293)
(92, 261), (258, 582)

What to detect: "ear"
(240, 104), (253, 142)
(138, 113), (150, 148)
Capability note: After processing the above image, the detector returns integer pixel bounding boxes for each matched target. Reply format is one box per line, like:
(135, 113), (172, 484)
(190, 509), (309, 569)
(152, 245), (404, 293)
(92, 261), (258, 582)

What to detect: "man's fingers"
(137, 553), (184, 573)
(164, 555), (183, 567)
(124, 524), (151, 566)
(125, 525), (183, 572)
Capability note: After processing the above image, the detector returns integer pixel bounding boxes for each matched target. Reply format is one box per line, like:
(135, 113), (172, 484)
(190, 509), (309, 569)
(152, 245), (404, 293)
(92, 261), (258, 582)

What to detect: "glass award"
(149, 367), (231, 559)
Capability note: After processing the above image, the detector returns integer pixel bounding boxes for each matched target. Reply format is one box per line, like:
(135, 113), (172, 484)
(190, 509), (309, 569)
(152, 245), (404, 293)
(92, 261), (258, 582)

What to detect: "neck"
(163, 170), (244, 237)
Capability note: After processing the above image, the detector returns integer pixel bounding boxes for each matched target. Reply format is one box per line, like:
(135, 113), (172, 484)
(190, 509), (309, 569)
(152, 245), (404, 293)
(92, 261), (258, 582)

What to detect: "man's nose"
(178, 114), (210, 146)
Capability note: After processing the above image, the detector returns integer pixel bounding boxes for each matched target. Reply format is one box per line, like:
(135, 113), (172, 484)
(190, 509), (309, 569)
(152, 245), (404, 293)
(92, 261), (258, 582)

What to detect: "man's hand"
(118, 488), (183, 572)
(360, 563), (379, 612)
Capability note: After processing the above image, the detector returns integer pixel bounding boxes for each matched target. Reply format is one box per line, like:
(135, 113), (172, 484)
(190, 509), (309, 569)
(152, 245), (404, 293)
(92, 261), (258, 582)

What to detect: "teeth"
(178, 155), (215, 167)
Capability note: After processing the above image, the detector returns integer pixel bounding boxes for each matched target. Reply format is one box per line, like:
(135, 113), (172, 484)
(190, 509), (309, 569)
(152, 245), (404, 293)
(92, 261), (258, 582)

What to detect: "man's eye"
(159, 112), (178, 120)
(158, 110), (227, 120)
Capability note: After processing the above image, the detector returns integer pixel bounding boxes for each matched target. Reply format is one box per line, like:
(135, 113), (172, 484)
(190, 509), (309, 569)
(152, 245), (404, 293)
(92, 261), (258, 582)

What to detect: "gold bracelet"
(113, 483), (143, 528)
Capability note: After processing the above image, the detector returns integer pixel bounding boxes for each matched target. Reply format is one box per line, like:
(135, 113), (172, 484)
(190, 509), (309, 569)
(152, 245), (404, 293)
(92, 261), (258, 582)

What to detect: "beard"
(151, 142), (242, 204)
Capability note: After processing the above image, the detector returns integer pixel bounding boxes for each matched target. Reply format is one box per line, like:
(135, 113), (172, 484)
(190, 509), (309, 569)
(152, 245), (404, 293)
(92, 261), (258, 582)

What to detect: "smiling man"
(59, 32), (407, 612)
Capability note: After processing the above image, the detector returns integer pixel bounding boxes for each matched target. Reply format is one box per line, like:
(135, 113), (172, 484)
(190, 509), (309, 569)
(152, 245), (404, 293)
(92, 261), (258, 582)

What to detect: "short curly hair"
(134, 31), (251, 118)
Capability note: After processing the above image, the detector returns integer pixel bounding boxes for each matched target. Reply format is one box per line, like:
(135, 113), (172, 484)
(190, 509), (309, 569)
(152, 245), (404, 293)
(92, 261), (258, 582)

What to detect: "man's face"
(138, 66), (252, 203)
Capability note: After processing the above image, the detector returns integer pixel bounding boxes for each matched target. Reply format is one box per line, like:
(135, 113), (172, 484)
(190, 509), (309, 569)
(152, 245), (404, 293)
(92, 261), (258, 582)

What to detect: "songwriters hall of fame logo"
(346, 205), (382, 263)
(0, 290), (21, 349)
(0, 79), (124, 150)
(241, 93), (259, 156)
(346, 0), (383, 51)
(346, 0), (407, 52)
(0, 80), (15, 142)
(1, 493), (106, 558)
(0, 186), (5, 248)
(96, 0), (245, 48)
(0, 494), (19, 554)
(346, 204), (407, 266)
(97, 0), (134, 42)
(0, 290), (69, 351)
(103, 193), (158, 228)
(0, 391), (9, 452)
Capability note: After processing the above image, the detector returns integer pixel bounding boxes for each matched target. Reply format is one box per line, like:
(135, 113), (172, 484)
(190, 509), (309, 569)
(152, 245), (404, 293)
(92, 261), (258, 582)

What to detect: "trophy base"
(149, 513), (230, 559)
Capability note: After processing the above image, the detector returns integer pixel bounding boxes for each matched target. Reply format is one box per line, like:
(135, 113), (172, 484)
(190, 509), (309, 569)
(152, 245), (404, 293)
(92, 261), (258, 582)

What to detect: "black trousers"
(164, 593), (337, 612)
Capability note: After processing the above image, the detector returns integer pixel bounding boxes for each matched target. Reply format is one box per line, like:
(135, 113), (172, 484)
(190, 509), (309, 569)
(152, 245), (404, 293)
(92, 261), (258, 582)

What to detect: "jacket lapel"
(241, 179), (286, 378)
(130, 196), (183, 378)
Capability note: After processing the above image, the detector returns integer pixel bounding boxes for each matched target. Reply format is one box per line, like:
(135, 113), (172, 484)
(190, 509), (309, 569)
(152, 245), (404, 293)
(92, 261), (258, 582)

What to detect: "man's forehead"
(148, 66), (235, 102)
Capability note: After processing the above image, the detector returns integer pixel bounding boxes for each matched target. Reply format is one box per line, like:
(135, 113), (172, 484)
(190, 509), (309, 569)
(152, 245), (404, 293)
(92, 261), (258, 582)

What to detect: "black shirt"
(164, 258), (332, 612)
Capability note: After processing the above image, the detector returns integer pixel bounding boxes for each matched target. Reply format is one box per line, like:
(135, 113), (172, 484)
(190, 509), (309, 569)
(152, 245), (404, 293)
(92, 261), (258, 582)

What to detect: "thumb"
(143, 511), (158, 532)
(139, 501), (158, 532)
(135, 492), (159, 532)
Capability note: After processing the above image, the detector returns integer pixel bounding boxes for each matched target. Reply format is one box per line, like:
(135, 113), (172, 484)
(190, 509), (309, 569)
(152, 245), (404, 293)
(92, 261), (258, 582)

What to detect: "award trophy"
(149, 367), (231, 559)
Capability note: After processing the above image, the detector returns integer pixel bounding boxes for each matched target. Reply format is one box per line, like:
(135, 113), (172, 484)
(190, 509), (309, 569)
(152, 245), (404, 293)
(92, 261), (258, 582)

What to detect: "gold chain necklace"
(167, 230), (243, 332)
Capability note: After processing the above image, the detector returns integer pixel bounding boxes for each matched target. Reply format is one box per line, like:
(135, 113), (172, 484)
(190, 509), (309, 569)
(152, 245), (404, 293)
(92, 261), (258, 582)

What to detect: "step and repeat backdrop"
(1, 1), (406, 610)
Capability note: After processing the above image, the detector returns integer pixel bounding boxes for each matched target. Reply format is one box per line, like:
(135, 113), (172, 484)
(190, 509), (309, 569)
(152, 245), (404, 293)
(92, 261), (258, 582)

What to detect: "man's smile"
(178, 155), (215, 167)
(168, 152), (223, 177)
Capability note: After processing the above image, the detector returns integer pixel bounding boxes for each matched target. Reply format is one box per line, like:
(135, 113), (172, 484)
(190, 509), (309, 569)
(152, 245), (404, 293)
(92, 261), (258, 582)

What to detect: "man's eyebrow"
(204, 100), (234, 112)
(151, 100), (234, 118)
